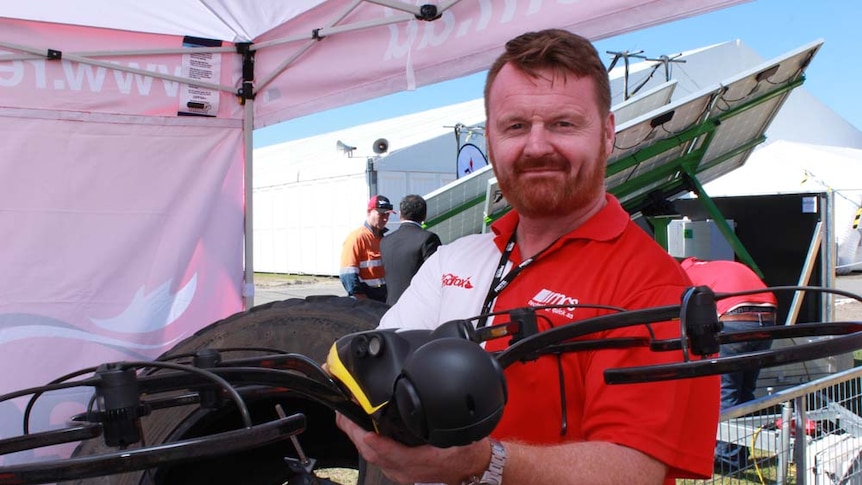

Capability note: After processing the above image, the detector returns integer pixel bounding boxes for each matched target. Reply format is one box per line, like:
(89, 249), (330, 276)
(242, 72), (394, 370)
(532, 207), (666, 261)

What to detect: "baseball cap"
(368, 195), (395, 213)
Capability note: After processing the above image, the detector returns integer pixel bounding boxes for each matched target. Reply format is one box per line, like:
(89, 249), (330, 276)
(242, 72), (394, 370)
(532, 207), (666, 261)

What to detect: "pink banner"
(0, 110), (244, 457)
(0, 17), (244, 120)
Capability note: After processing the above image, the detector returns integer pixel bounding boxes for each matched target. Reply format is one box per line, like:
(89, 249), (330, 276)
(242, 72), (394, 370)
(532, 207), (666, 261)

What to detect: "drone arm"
(496, 304), (680, 368)
(605, 322), (862, 384)
(0, 415), (305, 485)
(0, 424), (102, 456)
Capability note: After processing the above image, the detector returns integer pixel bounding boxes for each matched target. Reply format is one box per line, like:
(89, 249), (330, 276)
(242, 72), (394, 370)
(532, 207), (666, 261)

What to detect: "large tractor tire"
(64, 295), (391, 485)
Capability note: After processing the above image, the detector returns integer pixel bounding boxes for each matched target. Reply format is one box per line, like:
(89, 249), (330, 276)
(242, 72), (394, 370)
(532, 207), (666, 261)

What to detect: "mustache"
(513, 157), (569, 173)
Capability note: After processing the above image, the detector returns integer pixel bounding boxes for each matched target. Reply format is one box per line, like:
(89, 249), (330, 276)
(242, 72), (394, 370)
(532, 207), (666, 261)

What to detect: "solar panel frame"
(424, 40), (823, 240)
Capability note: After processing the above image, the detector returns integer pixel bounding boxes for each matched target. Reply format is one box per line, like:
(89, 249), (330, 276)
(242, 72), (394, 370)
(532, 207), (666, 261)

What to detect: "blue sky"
(254, 0), (860, 148)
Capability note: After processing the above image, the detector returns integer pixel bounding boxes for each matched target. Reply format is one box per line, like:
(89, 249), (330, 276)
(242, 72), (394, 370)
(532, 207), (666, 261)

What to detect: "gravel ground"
(253, 274), (345, 306)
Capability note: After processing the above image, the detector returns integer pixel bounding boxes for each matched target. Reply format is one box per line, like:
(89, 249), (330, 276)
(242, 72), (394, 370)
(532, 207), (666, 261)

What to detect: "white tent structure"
(0, 0), (753, 431)
(253, 98), (485, 275)
(701, 140), (862, 273)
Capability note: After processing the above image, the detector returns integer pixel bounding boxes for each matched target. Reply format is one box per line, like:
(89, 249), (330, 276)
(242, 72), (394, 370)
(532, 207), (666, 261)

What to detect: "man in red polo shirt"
(336, 29), (719, 485)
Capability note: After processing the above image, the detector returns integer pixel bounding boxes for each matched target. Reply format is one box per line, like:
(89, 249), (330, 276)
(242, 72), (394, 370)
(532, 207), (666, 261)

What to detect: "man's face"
(485, 64), (615, 218)
(367, 209), (390, 230)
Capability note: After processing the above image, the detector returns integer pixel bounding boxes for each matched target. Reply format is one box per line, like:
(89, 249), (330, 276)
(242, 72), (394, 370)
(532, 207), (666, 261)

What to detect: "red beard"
(496, 132), (609, 218)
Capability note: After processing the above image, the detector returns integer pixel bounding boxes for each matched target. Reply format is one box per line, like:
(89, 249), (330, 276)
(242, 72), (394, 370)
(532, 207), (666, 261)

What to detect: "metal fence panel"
(681, 366), (862, 485)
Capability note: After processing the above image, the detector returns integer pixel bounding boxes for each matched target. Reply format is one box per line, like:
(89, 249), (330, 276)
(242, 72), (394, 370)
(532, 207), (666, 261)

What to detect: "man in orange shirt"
(339, 195), (394, 302)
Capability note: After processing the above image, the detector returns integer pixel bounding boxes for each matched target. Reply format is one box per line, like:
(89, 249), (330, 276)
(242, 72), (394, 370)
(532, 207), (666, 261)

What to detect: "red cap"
(368, 195), (395, 213)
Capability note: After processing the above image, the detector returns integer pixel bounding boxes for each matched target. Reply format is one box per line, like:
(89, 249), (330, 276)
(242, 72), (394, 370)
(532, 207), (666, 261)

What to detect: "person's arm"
(338, 271), (366, 298)
(335, 415), (666, 485)
(420, 233), (442, 263)
(501, 440), (665, 485)
(339, 233), (366, 298)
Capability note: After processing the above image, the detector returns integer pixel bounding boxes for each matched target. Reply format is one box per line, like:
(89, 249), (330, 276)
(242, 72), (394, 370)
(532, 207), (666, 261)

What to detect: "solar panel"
(608, 40), (822, 214)
(424, 163), (495, 243)
(424, 40), (822, 240)
(613, 80), (677, 126)
(606, 91), (714, 203)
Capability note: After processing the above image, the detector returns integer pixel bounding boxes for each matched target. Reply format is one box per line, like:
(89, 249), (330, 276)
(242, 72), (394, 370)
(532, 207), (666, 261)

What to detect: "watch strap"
(463, 438), (506, 485)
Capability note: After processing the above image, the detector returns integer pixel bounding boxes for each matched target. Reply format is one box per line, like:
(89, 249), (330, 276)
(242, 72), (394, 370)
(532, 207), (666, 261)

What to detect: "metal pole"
(238, 43), (256, 311)
(242, 99), (255, 310)
(777, 400), (792, 485)
(794, 395), (808, 485)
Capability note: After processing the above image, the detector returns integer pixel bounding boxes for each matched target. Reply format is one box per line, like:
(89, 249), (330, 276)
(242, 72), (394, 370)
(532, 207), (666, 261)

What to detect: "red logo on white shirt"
(442, 273), (474, 289)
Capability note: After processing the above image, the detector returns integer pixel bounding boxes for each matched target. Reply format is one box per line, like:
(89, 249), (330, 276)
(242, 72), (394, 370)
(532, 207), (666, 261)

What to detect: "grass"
(677, 451), (797, 485)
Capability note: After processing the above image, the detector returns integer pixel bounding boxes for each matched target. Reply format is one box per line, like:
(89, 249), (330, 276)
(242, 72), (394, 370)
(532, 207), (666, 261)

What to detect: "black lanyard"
(479, 228), (569, 435)
(477, 230), (557, 328)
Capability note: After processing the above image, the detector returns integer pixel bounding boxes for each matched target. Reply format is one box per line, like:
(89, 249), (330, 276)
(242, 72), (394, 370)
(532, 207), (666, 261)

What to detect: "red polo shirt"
(381, 195), (720, 481)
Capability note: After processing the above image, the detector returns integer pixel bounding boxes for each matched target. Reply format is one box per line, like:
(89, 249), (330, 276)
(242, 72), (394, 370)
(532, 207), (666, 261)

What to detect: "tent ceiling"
(0, 1), (324, 41)
(1, 1), (751, 42)
(1, 1), (752, 128)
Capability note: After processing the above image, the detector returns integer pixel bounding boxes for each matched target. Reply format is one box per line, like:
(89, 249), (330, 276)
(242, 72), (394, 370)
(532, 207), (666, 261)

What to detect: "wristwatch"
(463, 438), (506, 485)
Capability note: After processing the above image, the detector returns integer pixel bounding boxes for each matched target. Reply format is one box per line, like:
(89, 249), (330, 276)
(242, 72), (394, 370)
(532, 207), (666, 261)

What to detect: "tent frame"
(0, 0), (467, 308)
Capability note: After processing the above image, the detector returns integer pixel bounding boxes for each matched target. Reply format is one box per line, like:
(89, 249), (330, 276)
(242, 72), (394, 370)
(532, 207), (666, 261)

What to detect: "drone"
(0, 285), (861, 484)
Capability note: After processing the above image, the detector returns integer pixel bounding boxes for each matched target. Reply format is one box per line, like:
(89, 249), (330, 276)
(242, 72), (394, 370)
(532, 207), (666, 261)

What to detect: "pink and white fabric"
(0, 0), (750, 451)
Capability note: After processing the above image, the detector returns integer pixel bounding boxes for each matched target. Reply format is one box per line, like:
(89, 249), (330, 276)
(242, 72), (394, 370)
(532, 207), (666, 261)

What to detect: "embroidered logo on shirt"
(529, 288), (578, 319)
(442, 273), (474, 289)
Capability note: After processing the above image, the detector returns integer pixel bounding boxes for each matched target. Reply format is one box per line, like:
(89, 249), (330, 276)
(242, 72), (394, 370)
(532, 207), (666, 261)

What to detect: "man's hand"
(336, 413), (489, 485)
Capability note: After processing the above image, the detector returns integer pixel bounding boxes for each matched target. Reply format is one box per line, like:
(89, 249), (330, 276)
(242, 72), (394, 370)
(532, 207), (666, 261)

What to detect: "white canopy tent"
(701, 140), (862, 273)
(0, 0), (750, 426)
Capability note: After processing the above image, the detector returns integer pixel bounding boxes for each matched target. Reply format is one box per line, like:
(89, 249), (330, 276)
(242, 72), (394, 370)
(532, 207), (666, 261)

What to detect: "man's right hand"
(335, 413), (490, 485)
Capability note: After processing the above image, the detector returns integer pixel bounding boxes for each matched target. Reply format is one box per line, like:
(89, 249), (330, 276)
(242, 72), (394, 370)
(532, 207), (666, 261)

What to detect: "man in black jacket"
(380, 194), (442, 305)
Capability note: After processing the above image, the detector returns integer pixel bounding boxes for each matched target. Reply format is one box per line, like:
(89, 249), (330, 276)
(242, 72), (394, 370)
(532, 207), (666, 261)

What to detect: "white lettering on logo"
(0, 60), (24, 87)
(114, 62), (153, 95)
(529, 288), (578, 319)
(63, 61), (107, 91)
(1, 58), (187, 98)
(532, 289), (578, 307)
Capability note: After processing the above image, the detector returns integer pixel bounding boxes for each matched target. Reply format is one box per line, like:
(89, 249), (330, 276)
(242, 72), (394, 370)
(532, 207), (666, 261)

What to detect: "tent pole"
(238, 41), (256, 311)
(242, 99), (254, 310)
(243, 98), (255, 310)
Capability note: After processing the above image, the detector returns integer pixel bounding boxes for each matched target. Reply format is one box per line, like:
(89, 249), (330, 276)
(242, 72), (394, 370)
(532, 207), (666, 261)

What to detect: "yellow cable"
(751, 425), (767, 485)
